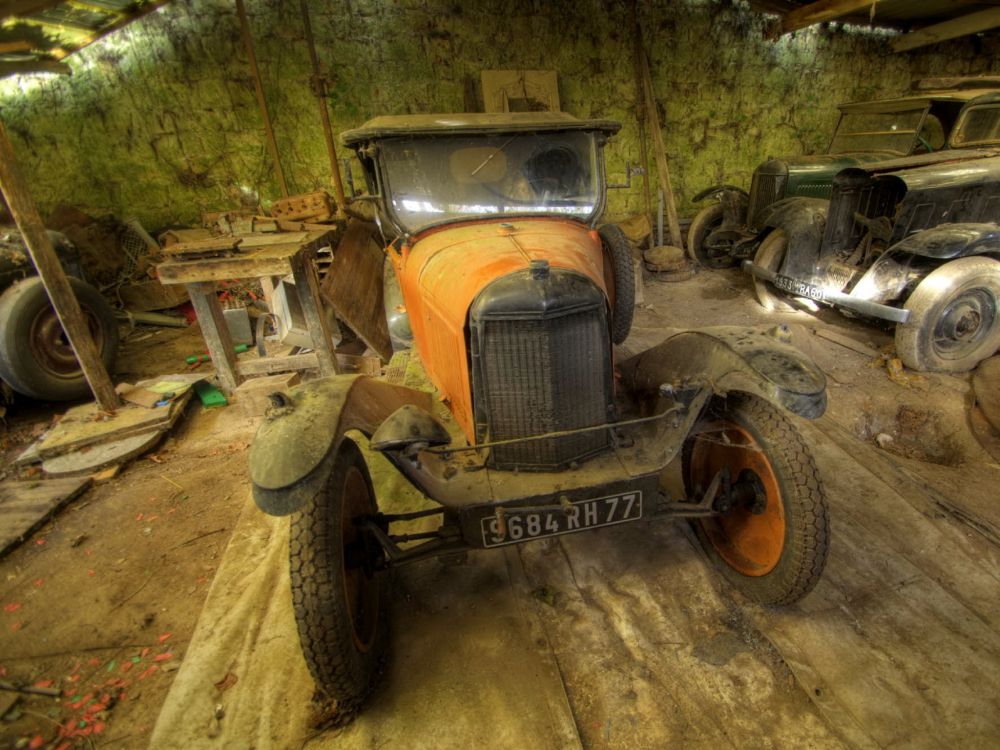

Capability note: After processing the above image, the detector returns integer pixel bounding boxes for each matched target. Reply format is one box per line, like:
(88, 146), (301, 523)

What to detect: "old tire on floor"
(682, 394), (829, 605)
(0, 276), (118, 401)
(598, 223), (636, 344)
(687, 203), (734, 269)
(895, 256), (1000, 373)
(751, 230), (799, 313)
(289, 439), (388, 712)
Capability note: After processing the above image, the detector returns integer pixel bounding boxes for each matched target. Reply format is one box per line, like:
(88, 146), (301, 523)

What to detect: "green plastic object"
(185, 343), (249, 365)
(192, 380), (228, 408)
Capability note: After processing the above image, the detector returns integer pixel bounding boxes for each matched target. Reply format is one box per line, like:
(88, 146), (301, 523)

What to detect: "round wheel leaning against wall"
(895, 256), (1000, 373)
(0, 276), (118, 401)
(598, 224), (636, 345)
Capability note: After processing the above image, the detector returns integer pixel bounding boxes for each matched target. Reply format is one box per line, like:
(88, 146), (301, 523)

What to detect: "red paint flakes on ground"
(3, 602), (21, 613)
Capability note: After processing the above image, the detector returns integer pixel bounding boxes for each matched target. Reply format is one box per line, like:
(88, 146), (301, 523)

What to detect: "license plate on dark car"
(774, 274), (825, 300)
(481, 491), (643, 548)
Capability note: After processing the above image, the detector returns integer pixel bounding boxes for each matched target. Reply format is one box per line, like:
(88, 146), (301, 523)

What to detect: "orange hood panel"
(393, 218), (607, 440)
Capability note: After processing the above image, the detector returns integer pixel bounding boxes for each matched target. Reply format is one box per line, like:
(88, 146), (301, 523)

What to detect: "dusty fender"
(755, 197), (828, 278)
(885, 222), (1000, 260)
(249, 375), (433, 515)
(619, 326), (827, 419)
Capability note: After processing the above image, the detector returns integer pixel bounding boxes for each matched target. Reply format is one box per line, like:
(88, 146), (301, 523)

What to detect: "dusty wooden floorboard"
(0, 477), (92, 557)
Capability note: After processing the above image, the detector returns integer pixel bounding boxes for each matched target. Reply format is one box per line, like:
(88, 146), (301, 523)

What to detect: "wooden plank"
(237, 230), (312, 248)
(159, 236), (241, 257)
(0, 477), (92, 558)
(774, 0), (881, 37)
(0, 120), (118, 411)
(892, 7), (1000, 52)
(290, 250), (339, 376)
(158, 246), (300, 284)
(319, 221), (394, 361)
(238, 353), (319, 376)
(187, 282), (239, 393)
(34, 393), (189, 459)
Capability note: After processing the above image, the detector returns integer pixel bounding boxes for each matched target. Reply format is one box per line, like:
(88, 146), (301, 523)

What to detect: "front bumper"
(742, 260), (912, 324)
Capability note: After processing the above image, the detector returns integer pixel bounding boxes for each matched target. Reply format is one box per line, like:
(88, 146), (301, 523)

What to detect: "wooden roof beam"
(0, 1), (61, 19)
(892, 7), (1000, 52)
(0, 58), (70, 77)
(770, 0), (882, 38)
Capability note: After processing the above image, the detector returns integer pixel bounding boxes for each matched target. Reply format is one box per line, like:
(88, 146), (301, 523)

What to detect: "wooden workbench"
(157, 230), (340, 393)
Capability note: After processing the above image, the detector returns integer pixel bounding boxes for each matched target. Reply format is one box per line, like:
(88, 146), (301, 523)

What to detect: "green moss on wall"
(1, 0), (998, 230)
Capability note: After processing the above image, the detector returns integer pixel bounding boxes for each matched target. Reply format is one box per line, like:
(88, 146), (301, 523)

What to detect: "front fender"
(249, 375), (433, 515)
(692, 184), (748, 202)
(755, 197), (828, 278)
(886, 223), (1000, 260)
(619, 326), (827, 419)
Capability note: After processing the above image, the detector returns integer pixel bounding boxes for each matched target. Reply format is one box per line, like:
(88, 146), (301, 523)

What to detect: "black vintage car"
(688, 78), (1000, 269)
(743, 92), (1000, 373)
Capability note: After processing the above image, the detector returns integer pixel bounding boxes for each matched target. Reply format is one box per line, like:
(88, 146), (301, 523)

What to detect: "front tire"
(751, 231), (799, 313)
(682, 395), (829, 605)
(289, 440), (388, 714)
(598, 224), (636, 344)
(687, 203), (735, 269)
(895, 257), (1000, 373)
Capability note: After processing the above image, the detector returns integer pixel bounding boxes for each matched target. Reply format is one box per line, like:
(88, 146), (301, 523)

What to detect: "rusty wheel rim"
(341, 466), (379, 652)
(29, 305), (104, 379)
(689, 421), (786, 576)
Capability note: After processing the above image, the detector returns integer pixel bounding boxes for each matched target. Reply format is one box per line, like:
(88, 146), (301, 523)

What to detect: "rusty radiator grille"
(478, 309), (611, 470)
(747, 172), (786, 230)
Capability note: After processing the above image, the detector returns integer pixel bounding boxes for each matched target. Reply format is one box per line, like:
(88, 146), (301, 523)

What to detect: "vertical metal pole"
(0, 120), (118, 412)
(299, 0), (348, 211)
(235, 0), (289, 199)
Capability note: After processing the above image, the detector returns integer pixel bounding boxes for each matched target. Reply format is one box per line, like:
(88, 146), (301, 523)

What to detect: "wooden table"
(157, 230), (340, 393)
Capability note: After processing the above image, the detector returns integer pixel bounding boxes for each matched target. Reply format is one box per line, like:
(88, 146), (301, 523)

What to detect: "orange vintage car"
(249, 112), (831, 716)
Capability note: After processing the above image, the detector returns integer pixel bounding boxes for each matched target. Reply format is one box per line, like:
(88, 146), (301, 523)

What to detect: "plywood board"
(42, 430), (164, 477)
(0, 476), (91, 557)
(35, 393), (190, 459)
(319, 221), (393, 361)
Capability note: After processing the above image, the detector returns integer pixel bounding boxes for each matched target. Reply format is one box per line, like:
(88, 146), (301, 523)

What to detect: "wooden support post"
(635, 42), (683, 248)
(299, 0), (348, 212)
(290, 253), (340, 376)
(187, 281), (240, 393)
(235, 0), (289, 199)
(0, 120), (119, 412)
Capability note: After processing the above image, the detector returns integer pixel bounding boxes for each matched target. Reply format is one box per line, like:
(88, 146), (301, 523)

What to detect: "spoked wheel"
(289, 439), (388, 713)
(682, 395), (829, 605)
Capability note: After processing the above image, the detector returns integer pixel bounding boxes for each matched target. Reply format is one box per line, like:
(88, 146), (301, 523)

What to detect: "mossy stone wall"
(2, 0), (998, 230)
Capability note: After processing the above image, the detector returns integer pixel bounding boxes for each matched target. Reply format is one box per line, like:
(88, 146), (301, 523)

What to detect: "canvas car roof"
(342, 112), (621, 146)
(837, 89), (999, 114)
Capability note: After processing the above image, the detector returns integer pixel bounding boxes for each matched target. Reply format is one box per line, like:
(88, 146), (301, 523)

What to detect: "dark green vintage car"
(687, 77), (1000, 268)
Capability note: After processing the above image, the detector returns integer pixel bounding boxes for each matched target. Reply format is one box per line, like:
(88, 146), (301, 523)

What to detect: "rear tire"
(895, 257), (1000, 373)
(751, 230), (799, 313)
(687, 203), (735, 269)
(289, 440), (388, 714)
(0, 276), (118, 401)
(598, 224), (636, 344)
(682, 394), (829, 605)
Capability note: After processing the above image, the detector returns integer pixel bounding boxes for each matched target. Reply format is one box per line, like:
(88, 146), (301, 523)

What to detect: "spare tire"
(598, 224), (635, 345)
(0, 276), (118, 401)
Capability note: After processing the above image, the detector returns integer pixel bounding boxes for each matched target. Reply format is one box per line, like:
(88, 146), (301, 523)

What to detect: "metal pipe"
(235, 0), (289, 198)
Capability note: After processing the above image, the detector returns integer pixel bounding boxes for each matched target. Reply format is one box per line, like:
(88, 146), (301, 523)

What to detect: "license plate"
(774, 274), (825, 301)
(480, 491), (643, 548)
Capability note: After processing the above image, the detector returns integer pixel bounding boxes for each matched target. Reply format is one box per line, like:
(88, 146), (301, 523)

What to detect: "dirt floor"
(2, 266), (999, 749)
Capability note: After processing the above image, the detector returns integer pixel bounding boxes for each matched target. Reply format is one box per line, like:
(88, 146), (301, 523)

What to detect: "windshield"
(828, 108), (927, 155)
(378, 132), (601, 234)
(951, 103), (1000, 147)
